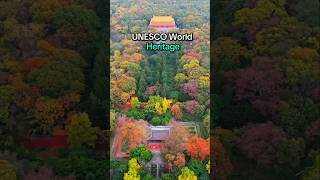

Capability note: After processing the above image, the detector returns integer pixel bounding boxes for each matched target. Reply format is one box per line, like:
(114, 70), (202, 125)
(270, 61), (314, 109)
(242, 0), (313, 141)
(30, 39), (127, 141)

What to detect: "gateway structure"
(149, 16), (177, 32)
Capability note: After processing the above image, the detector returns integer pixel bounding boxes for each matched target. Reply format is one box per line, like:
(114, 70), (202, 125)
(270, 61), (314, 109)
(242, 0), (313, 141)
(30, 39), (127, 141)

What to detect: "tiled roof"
(148, 128), (170, 141)
(150, 16), (175, 26)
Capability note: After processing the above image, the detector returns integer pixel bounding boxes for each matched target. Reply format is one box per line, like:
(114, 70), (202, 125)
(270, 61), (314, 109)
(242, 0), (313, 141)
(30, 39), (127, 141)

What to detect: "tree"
(0, 160), (16, 180)
(162, 124), (190, 155)
(126, 63), (141, 77)
(180, 79), (199, 97)
(52, 5), (100, 59)
(155, 98), (172, 115)
(34, 96), (64, 135)
(276, 138), (305, 171)
(111, 85), (131, 106)
(92, 48), (107, 101)
(28, 61), (85, 98)
(24, 166), (76, 180)
(161, 173), (175, 180)
(237, 122), (286, 166)
(165, 152), (186, 169)
(305, 120), (320, 149)
(54, 148), (108, 179)
(31, 0), (70, 23)
(137, 73), (147, 98)
(187, 159), (207, 176)
(130, 97), (141, 109)
(184, 100), (199, 115)
(234, 0), (287, 27)
(117, 74), (137, 94)
(291, 0), (320, 27)
(278, 107), (307, 137)
(303, 155), (320, 180)
(129, 146), (153, 164)
(236, 62), (283, 115)
(178, 167), (197, 180)
(175, 73), (187, 83)
(286, 59), (319, 86)
(124, 158), (140, 180)
(185, 136), (210, 161)
(68, 113), (98, 148)
(110, 111), (116, 131)
(171, 103), (182, 120)
(213, 128), (238, 157)
(110, 160), (128, 180)
(287, 47), (319, 63)
(114, 117), (149, 155)
(212, 136), (233, 180)
(212, 37), (247, 70)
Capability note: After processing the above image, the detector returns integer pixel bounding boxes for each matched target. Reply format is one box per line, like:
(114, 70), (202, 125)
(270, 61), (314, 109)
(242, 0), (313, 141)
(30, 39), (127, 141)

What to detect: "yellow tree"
(155, 98), (172, 115)
(124, 158), (140, 180)
(178, 167), (197, 180)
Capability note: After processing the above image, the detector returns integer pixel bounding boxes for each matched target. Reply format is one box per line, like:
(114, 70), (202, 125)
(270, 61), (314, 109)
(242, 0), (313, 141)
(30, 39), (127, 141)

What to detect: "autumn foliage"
(212, 136), (233, 180)
(185, 136), (210, 161)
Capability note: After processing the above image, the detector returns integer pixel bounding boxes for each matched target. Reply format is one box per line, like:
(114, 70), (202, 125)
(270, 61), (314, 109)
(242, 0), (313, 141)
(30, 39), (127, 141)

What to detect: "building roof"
(148, 126), (171, 141)
(150, 16), (176, 27)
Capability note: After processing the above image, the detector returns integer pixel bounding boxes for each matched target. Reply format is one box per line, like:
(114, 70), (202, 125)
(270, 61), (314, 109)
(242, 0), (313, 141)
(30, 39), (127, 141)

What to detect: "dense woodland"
(0, 0), (108, 179)
(212, 0), (319, 179)
(110, 0), (210, 179)
(0, 0), (319, 179)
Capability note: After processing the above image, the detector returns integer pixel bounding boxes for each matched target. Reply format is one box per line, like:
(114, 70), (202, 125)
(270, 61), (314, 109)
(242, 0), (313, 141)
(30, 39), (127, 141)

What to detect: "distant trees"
(0, 0), (108, 179)
(34, 97), (64, 135)
(212, 136), (233, 180)
(237, 122), (286, 166)
(303, 155), (320, 180)
(52, 5), (100, 59)
(236, 62), (283, 115)
(68, 113), (98, 148)
(28, 60), (85, 98)
(0, 160), (16, 180)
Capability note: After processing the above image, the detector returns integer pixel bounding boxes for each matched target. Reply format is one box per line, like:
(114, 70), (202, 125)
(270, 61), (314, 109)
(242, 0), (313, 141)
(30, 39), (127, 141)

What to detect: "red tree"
(185, 136), (210, 161)
(212, 136), (233, 180)
(184, 100), (199, 115)
(180, 79), (199, 97)
(237, 122), (286, 166)
(236, 62), (283, 115)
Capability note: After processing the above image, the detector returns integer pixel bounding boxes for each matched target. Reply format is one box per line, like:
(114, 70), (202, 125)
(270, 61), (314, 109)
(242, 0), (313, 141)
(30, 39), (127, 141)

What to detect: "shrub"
(129, 146), (153, 164)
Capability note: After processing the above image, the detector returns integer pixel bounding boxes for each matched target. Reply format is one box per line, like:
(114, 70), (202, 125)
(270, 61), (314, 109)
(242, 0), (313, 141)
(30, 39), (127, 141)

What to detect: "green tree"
(276, 138), (305, 174)
(129, 146), (153, 164)
(68, 113), (98, 148)
(161, 173), (175, 180)
(291, 0), (320, 27)
(52, 5), (100, 59)
(28, 61), (84, 98)
(137, 72), (147, 99)
(187, 160), (207, 176)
